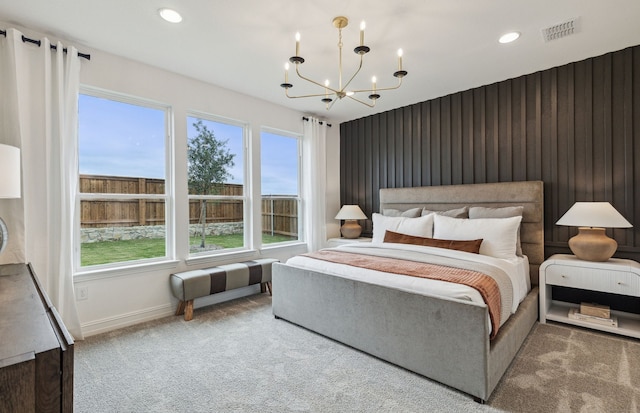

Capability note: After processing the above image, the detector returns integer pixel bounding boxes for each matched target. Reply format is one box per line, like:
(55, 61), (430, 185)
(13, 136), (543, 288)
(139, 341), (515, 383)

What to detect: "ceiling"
(1, 1), (640, 124)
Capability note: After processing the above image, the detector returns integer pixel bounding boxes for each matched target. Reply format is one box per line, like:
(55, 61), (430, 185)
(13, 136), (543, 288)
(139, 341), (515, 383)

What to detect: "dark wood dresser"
(0, 263), (74, 412)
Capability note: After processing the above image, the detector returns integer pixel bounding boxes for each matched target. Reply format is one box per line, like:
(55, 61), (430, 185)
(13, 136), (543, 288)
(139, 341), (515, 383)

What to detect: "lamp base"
(568, 227), (617, 262)
(340, 220), (362, 239)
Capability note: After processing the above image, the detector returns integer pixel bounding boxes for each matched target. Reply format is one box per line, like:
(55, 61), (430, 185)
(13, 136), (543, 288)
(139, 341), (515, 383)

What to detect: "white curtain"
(302, 117), (327, 251)
(0, 28), (84, 339)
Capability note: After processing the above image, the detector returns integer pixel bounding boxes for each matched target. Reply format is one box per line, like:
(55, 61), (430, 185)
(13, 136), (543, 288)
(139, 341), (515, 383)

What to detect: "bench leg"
(266, 281), (272, 296)
(184, 300), (194, 321)
(175, 300), (186, 316)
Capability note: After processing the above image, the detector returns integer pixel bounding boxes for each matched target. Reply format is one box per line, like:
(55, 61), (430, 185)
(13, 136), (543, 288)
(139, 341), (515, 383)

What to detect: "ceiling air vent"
(541, 17), (580, 42)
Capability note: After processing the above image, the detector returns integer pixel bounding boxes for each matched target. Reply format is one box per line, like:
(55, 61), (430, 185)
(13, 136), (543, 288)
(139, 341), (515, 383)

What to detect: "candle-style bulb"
(284, 62), (290, 82)
(372, 76), (377, 92)
(295, 32), (301, 56)
(324, 79), (330, 87)
(397, 48), (403, 70)
(360, 21), (366, 46)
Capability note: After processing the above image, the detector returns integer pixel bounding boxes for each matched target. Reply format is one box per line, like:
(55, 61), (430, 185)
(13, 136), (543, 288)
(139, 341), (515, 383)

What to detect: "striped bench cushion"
(170, 259), (278, 322)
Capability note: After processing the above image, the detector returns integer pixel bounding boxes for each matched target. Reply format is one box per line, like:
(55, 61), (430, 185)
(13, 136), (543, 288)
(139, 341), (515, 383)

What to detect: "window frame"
(185, 111), (251, 257)
(260, 127), (303, 248)
(75, 86), (174, 273)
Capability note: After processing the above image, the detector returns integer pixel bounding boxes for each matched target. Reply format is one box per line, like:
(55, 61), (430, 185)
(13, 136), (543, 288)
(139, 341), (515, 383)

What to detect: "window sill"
(185, 249), (259, 267)
(74, 259), (181, 282)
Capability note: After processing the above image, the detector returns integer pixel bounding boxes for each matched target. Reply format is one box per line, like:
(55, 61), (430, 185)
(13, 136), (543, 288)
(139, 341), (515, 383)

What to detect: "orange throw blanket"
(302, 249), (502, 338)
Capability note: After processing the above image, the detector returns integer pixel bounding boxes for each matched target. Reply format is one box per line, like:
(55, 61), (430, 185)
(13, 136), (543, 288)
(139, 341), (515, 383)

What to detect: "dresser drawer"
(545, 263), (640, 297)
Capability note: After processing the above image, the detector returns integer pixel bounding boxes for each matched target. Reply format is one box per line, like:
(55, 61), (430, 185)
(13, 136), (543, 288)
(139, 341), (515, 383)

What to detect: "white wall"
(0, 21), (341, 337)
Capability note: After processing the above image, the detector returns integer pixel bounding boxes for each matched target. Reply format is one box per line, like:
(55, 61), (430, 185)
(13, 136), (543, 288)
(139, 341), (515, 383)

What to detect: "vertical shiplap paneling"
(412, 103), (423, 187)
(370, 115), (380, 220)
(462, 90), (475, 184)
(339, 45), (640, 259)
(633, 48), (640, 247)
(451, 93), (463, 185)
(421, 101), (431, 185)
(497, 81), (513, 182)
(402, 106), (413, 187)
(364, 116), (373, 228)
(591, 54), (609, 202)
(473, 87), (487, 182)
(430, 99), (442, 185)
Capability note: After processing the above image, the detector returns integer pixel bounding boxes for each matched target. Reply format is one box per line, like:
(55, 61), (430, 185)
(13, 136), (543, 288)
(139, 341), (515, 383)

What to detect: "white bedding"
(286, 242), (530, 320)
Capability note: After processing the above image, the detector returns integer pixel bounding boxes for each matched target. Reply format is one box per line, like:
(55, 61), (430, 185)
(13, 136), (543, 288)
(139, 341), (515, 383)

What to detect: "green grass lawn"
(81, 233), (296, 267)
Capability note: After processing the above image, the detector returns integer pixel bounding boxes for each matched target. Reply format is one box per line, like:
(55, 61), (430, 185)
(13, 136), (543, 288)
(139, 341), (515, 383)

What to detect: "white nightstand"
(327, 237), (372, 247)
(539, 254), (640, 338)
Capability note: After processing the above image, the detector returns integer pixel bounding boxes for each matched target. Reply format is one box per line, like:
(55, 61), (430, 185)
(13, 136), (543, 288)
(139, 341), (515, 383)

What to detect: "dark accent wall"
(340, 45), (640, 261)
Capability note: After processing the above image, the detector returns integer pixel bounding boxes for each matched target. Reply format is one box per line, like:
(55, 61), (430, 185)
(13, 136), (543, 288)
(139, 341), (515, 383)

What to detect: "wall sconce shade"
(335, 205), (367, 239)
(556, 202), (632, 261)
(0, 144), (21, 254)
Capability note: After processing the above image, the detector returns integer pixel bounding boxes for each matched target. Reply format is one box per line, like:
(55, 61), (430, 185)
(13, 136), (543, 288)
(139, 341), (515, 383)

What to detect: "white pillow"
(433, 214), (522, 259)
(372, 213), (434, 243)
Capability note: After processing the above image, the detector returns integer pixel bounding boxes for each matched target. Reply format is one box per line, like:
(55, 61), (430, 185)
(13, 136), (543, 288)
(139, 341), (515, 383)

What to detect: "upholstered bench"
(170, 258), (278, 321)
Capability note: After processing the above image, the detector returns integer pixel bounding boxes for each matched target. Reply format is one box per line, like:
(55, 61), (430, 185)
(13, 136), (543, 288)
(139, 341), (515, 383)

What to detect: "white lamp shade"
(0, 144), (21, 199)
(335, 205), (367, 220)
(556, 202), (632, 228)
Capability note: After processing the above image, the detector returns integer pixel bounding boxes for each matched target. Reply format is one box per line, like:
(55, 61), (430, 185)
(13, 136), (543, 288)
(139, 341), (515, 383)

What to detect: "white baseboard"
(80, 284), (263, 337)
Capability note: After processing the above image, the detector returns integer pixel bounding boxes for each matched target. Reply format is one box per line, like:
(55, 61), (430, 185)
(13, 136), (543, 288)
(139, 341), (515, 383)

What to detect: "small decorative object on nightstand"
(539, 254), (640, 338)
(327, 237), (372, 247)
(555, 202), (632, 262)
(335, 205), (368, 239)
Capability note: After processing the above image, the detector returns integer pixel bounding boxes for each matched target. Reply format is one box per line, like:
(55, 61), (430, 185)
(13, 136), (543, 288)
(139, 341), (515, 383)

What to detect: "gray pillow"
(382, 207), (422, 218)
(422, 206), (469, 218)
(469, 206), (524, 256)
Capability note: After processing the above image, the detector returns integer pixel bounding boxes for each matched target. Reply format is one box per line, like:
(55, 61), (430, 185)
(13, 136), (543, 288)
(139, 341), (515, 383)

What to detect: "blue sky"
(78, 94), (298, 195)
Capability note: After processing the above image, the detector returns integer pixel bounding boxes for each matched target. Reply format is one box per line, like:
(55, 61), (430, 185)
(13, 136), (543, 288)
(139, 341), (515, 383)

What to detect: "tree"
(187, 120), (235, 248)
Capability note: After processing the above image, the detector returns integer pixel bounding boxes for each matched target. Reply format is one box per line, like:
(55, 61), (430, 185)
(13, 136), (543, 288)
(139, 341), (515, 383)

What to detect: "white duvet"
(286, 242), (530, 317)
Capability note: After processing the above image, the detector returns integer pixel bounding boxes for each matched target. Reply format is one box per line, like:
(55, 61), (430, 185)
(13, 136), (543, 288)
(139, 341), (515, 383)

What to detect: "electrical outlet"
(76, 286), (89, 301)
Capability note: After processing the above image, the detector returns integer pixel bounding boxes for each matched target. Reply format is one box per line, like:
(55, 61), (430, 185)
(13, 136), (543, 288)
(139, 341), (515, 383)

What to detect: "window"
(187, 114), (246, 255)
(77, 90), (171, 268)
(261, 130), (301, 245)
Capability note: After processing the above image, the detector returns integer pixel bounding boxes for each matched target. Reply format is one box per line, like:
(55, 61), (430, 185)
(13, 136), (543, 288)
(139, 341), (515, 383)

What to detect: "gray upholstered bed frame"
(272, 181), (543, 402)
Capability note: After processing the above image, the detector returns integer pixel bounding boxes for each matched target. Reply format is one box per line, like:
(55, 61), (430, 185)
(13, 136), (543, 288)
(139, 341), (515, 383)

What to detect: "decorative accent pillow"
(469, 206), (524, 256)
(383, 230), (482, 254)
(433, 214), (522, 259)
(372, 213), (434, 243)
(421, 206), (469, 218)
(382, 207), (422, 218)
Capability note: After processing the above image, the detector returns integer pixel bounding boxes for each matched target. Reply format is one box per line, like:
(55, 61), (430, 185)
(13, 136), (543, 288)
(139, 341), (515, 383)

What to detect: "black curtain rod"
(1, 29), (91, 60)
(302, 116), (332, 127)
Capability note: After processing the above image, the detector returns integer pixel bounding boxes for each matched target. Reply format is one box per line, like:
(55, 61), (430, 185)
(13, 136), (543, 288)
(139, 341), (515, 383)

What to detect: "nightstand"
(327, 237), (372, 247)
(539, 254), (640, 338)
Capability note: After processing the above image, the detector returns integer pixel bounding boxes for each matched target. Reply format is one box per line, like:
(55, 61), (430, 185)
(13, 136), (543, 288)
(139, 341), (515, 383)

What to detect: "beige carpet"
(491, 321), (640, 412)
(74, 294), (640, 412)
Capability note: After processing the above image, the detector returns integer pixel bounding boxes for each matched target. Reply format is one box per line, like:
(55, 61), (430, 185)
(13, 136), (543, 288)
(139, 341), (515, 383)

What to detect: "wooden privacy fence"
(79, 175), (298, 236)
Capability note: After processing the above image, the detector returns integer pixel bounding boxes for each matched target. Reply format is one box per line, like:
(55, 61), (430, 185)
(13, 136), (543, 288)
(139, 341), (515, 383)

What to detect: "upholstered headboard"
(379, 181), (544, 285)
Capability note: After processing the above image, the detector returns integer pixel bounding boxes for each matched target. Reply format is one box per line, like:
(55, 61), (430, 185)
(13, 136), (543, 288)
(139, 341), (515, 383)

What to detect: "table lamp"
(335, 205), (367, 239)
(0, 144), (21, 254)
(556, 202), (632, 261)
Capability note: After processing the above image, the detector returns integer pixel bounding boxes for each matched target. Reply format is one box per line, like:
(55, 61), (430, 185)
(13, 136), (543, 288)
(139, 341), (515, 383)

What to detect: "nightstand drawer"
(545, 264), (640, 297)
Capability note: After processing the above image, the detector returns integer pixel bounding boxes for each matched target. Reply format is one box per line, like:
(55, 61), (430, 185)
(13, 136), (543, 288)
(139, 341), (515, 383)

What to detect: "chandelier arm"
(346, 94), (376, 108)
(351, 77), (404, 94)
(285, 89), (335, 99)
(339, 54), (365, 92)
(295, 65), (340, 93)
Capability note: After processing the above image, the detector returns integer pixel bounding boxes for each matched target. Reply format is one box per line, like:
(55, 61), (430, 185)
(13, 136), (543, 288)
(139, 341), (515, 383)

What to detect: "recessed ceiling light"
(159, 8), (182, 23)
(499, 31), (520, 44)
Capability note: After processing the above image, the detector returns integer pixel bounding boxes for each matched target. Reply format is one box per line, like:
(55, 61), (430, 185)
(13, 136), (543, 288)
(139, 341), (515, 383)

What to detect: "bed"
(272, 181), (543, 402)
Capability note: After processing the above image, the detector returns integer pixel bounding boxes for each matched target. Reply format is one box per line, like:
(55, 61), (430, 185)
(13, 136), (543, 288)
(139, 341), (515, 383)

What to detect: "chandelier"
(280, 16), (407, 110)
